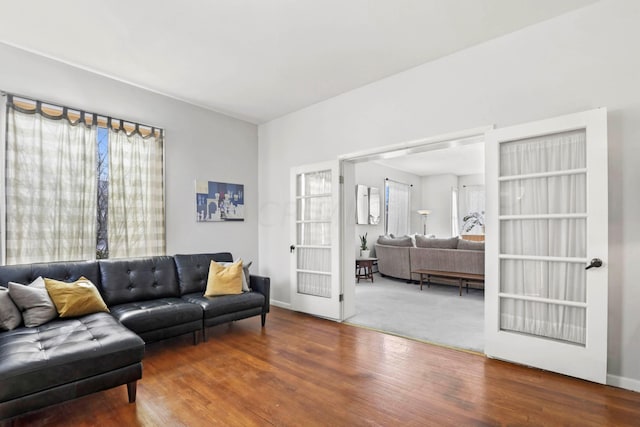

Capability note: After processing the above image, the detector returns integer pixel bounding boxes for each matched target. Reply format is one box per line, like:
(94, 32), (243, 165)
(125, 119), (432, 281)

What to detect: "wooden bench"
(411, 269), (485, 296)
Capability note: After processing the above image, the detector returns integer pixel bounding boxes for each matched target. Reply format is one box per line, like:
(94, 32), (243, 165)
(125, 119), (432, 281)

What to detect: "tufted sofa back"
(0, 260), (99, 289)
(0, 253), (245, 306)
(173, 253), (233, 295)
(98, 256), (179, 306)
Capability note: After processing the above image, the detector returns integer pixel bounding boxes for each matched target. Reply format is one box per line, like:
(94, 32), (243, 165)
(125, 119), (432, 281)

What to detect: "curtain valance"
(6, 93), (163, 139)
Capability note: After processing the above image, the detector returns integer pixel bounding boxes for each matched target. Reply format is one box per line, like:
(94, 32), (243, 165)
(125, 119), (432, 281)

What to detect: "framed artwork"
(196, 180), (244, 222)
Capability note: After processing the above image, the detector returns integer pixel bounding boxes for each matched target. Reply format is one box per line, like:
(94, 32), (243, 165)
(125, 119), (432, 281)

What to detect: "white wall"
(259, 0), (640, 386)
(0, 43), (260, 267)
(420, 174), (458, 237)
(353, 162), (421, 257)
(459, 174), (485, 188)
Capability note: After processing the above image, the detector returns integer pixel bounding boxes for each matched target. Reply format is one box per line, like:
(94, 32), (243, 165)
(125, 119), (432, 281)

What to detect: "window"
(460, 185), (485, 235)
(2, 94), (165, 264)
(97, 127), (109, 258)
(451, 187), (459, 236)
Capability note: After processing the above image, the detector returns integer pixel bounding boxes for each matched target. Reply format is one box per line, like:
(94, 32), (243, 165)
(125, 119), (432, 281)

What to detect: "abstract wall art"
(196, 180), (244, 222)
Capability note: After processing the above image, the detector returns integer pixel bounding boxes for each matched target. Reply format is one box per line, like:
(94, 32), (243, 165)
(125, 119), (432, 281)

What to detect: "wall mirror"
(356, 185), (381, 225)
(368, 187), (380, 224)
(356, 184), (369, 224)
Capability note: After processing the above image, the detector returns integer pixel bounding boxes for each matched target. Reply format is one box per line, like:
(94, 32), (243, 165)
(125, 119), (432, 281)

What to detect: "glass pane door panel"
(297, 196), (331, 221)
(499, 130), (586, 176)
(500, 219), (586, 258)
(500, 259), (586, 302)
(297, 248), (331, 273)
(297, 272), (331, 298)
(297, 223), (331, 246)
(500, 174), (586, 215)
(297, 170), (332, 196)
(500, 298), (586, 345)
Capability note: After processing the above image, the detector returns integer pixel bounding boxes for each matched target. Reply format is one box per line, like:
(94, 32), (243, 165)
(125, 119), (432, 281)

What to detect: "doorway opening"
(340, 127), (487, 352)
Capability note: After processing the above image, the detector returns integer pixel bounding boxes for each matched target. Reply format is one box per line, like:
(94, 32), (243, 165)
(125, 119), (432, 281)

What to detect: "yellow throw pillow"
(204, 260), (243, 296)
(44, 277), (109, 318)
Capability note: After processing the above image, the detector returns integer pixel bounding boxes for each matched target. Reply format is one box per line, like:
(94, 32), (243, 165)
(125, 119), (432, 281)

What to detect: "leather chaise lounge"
(0, 252), (270, 421)
(0, 260), (145, 420)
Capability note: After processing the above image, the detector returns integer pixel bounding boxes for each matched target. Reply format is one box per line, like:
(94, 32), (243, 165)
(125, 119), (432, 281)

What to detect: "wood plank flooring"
(5, 307), (640, 426)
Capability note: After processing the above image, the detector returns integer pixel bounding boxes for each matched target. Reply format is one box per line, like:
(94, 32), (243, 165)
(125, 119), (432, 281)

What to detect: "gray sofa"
(375, 235), (485, 285)
(0, 252), (270, 420)
(374, 235), (413, 280)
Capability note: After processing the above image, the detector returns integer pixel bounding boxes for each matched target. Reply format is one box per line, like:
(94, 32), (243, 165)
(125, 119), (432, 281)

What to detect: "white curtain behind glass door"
(296, 170), (332, 297)
(499, 130), (587, 344)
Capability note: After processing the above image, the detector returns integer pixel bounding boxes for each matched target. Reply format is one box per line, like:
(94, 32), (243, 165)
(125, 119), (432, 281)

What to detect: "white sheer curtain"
(499, 130), (587, 344)
(5, 102), (97, 264)
(108, 126), (165, 258)
(451, 187), (459, 237)
(296, 170), (332, 297)
(385, 179), (411, 236)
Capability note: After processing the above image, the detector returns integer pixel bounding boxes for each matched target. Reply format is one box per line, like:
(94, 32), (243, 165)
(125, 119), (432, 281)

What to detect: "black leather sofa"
(174, 253), (270, 341)
(0, 252), (270, 420)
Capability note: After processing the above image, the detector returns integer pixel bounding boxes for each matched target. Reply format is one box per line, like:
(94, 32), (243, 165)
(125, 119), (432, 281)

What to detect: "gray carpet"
(345, 273), (484, 352)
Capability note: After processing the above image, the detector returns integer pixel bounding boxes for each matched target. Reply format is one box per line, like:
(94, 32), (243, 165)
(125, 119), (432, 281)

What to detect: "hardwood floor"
(5, 307), (640, 426)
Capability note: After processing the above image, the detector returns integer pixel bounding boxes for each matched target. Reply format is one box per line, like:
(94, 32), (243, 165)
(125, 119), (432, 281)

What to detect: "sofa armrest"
(250, 274), (271, 313)
(376, 244), (412, 280)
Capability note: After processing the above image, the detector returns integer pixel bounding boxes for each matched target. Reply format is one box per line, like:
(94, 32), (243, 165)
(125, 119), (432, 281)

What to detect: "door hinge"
(339, 175), (344, 184)
(339, 294), (344, 302)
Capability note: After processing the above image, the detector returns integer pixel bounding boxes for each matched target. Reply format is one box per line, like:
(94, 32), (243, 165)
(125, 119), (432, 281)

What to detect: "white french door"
(290, 161), (342, 320)
(485, 108), (608, 383)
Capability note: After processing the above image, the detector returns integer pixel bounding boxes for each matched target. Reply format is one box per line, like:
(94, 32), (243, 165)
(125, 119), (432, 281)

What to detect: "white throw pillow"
(8, 277), (58, 327)
(0, 287), (22, 330)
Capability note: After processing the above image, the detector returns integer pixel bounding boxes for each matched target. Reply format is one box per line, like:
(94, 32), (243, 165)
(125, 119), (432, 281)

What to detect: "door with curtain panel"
(290, 161), (342, 320)
(484, 108), (608, 383)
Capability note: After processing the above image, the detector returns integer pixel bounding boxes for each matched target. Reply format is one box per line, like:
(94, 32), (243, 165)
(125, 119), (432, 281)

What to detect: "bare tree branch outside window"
(96, 127), (109, 259)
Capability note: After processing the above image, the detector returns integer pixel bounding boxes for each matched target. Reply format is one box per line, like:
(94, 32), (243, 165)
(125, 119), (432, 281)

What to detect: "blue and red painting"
(196, 180), (244, 222)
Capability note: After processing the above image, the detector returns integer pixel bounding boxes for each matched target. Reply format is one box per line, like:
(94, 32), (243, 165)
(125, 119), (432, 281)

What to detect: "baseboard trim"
(607, 374), (640, 392)
(270, 300), (292, 310)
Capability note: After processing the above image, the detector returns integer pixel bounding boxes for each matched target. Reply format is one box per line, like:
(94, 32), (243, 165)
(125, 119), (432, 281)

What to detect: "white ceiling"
(374, 141), (484, 177)
(0, 0), (596, 124)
